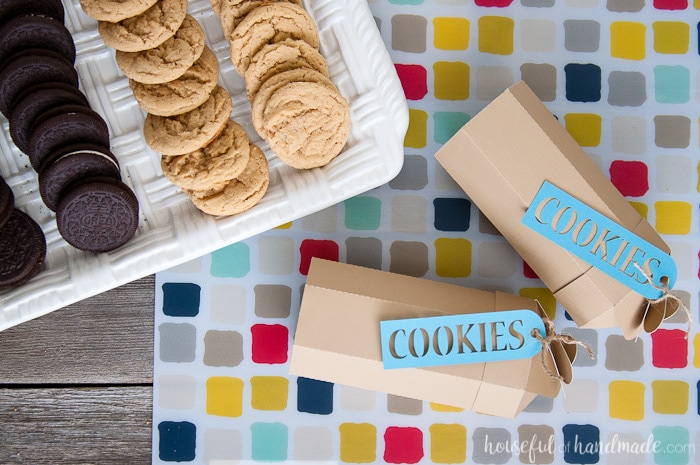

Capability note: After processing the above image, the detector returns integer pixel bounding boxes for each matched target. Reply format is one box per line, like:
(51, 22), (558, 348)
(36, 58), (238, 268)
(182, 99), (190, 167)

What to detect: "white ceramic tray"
(0, 0), (408, 332)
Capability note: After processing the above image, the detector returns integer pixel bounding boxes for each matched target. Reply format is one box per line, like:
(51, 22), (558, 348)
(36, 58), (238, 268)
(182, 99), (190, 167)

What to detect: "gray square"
(562, 327), (598, 366)
(520, 63), (557, 101)
(391, 15), (427, 53)
(389, 155), (428, 190)
(564, 20), (600, 52)
(605, 335), (644, 371)
(254, 284), (292, 318)
(346, 237), (382, 269)
(159, 323), (196, 363)
(608, 71), (646, 107)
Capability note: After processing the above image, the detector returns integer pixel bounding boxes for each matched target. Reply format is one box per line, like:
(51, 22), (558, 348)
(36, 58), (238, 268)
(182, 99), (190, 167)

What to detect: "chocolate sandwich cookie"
(0, 49), (79, 117)
(0, 14), (77, 66)
(0, 0), (65, 25)
(0, 177), (15, 229)
(39, 145), (122, 211)
(9, 83), (89, 154)
(27, 105), (110, 171)
(0, 208), (46, 289)
(56, 177), (139, 253)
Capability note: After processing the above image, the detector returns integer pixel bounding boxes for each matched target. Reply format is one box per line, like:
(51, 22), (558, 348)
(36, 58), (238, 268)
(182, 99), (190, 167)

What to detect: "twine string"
(531, 318), (594, 382)
(633, 263), (692, 338)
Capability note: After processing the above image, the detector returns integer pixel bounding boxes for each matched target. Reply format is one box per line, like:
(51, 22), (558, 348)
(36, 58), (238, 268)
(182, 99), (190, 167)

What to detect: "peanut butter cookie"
(229, 2), (319, 74)
(215, 0), (303, 38)
(161, 119), (251, 189)
(130, 46), (219, 116)
(115, 14), (205, 84)
(185, 142), (269, 216)
(79, 0), (158, 23)
(263, 80), (350, 169)
(245, 38), (328, 100)
(251, 68), (334, 140)
(97, 0), (188, 52)
(143, 85), (232, 156)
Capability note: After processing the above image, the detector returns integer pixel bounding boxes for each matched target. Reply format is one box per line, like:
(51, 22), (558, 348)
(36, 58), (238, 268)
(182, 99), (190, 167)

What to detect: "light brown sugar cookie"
(245, 38), (329, 100)
(130, 46), (219, 116)
(229, 2), (319, 75)
(185, 142), (269, 216)
(143, 85), (233, 156)
(97, 0), (188, 52)
(115, 14), (205, 84)
(263, 80), (350, 169)
(79, 0), (159, 22)
(251, 67), (334, 140)
(216, 0), (303, 39)
(161, 119), (251, 190)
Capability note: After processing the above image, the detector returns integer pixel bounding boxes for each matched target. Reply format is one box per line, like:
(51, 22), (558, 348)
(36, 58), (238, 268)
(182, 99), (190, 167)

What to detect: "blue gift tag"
(380, 309), (546, 370)
(522, 181), (676, 300)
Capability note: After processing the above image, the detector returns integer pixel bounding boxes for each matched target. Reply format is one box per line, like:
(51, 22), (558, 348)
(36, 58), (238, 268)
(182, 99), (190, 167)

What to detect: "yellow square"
(519, 288), (556, 320)
(430, 424), (467, 464)
(564, 113), (602, 147)
(430, 402), (464, 412)
(435, 238), (471, 277)
(433, 62), (470, 100)
(339, 423), (376, 463)
(610, 22), (646, 60)
(655, 201), (692, 234)
(652, 380), (689, 414)
(653, 22), (689, 54)
(609, 380), (645, 420)
(250, 376), (288, 411)
(629, 201), (648, 218)
(693, 333), (700, 368)
(478, 16), (514, 55)
(206, 376), (244, 417)
(434, 17), (470, 50)
(405, 109), (427, 148)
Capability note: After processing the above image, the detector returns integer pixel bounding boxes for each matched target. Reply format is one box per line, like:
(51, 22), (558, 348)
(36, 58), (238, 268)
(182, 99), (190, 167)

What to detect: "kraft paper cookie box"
(289, 258), (577, 419)
(434, 81), (676, 340)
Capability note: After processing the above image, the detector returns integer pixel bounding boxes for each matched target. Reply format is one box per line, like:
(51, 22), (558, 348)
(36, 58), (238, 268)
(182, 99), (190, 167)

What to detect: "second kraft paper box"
(434, 81), (675, 340)
(289, 258), (576, 419)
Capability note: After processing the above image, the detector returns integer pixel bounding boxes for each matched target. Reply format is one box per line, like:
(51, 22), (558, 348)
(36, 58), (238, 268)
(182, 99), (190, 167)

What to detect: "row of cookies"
(80, 0), (269, 216)
(212, 0), (351, 169)
(0, 0), (139, 255)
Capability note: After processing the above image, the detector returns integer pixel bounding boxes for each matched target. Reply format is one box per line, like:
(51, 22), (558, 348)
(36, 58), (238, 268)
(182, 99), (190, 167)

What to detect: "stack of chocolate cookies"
(213, 0), (351, 169)
(0, 0), (139, 257)
(81, 0), (270, 217)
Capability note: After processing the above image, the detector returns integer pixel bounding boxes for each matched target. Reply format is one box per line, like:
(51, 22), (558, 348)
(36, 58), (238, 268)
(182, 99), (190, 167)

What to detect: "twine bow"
(633, 263), (692, 338)
(531, 318), (594, 382)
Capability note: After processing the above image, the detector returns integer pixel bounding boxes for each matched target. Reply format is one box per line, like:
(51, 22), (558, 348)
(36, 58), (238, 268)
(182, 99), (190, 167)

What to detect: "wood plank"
(0, 275), (155, 385)
(0, 386), (152, 464)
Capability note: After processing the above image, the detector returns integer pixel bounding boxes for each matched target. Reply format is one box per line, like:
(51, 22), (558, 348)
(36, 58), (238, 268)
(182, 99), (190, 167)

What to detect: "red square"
(609, 160), (649, 197)
(395, 64), (428, 100)
(653, 0), (687, 9)
(523, 261), (539, 279)
(475, 0), (514, 6)
(299, 240), (339, 275)
(251, 324), (288, 364)
(384, 427), (423, 464)
(651, 329), (688, 368)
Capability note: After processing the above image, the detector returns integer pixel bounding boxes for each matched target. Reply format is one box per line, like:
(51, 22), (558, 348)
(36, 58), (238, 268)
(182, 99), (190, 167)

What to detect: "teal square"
(434, 112), (470, 144)
(652, 426), (689, 465)
(654, 66), (689, 103)
(210, 242), (250, 278)
(251, 422), (288, 461)
(344, 197), (382, 230)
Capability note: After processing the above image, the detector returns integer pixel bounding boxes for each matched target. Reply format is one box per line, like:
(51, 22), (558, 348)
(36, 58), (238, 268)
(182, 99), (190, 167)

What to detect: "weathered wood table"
(0, 276), (155, 464)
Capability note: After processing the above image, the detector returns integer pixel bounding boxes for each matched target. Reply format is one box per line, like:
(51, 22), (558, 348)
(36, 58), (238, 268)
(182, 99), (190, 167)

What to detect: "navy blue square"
(564, 64), (601, 102)
(158, 421), (196, 462)
(433, 198), (471, 231)
(297, 377), (333, 415)
(563, 424), (599, 464)
(162, 282), (201, 317)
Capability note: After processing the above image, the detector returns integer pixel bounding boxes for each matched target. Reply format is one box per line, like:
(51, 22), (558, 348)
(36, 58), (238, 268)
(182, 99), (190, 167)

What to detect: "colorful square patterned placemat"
(152, 0), (700, 463)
